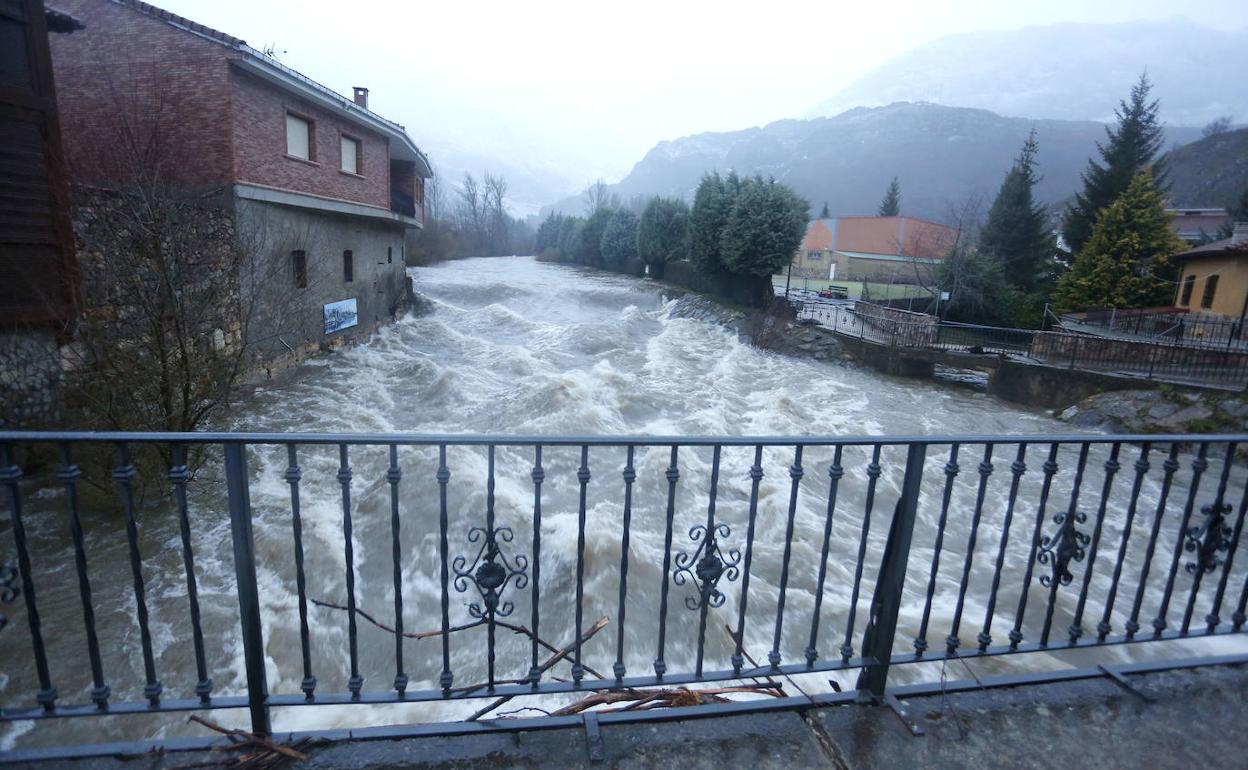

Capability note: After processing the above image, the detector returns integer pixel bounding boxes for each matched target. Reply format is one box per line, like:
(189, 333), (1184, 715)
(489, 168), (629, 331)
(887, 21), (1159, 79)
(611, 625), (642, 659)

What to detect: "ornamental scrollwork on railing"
(674, 523), (741, 610)
(0, 559), (19, 633)
(1037, 510), (1089, 588)
(453, 526), (528, 619)
(1185, 502), (1233, 576)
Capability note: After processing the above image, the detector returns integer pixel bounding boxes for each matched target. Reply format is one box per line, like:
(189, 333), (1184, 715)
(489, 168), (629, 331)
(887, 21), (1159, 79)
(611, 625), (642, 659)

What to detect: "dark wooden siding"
(0, 0), (77, 328)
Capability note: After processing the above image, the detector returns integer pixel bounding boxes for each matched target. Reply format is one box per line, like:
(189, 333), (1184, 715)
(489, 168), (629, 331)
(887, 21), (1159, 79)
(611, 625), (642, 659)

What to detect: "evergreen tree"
(600, 209), (639, 269)
(979, 130), (1055, 291)
(1053, 168), (1184, 311)
(1062, 73), (1167, 254)
(637, 197), (690, 278)
(577, 206), (615, 265)
(1217, 188), (1248, 239)
(688, 171), (740, 275)
(819, 201), (830, 218)
(535, 213), (564, 255)
(878, 177), (901, 216)
(557, 216), (584, 260)
(719, 176), (809, 277)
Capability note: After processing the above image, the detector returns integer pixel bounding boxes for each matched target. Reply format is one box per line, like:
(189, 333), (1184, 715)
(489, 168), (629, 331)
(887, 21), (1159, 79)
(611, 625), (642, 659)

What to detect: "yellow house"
(1173, 224), (1248, 318)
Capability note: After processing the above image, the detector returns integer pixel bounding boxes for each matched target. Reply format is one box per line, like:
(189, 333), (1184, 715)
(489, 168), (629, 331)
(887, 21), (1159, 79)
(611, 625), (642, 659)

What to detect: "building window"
(1201, 274), (1219, 309)
(286, 113), (313, 160)
(1180, 275), (1196, 305)
(387, 246), (393, 264)
(340, 134), (361, 174)
(343, 250), (354, 282)
(292, 250), (307, 288)
(807, 250), (821, 260)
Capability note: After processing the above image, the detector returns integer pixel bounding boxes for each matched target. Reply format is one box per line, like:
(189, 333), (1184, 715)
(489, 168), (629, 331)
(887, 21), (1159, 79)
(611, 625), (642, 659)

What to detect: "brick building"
(789, 216), (959, 282)
(47, 0), (431, 368)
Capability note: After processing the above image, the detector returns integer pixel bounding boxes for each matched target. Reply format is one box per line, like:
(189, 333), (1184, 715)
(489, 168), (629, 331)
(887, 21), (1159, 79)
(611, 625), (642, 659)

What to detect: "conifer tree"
(719, 176), (809, 277)
(688, 172), (740, 275)
(637, 196), (690, 278)
(979, 130), (1055, 291)
(1062, 73), (1167, 254)
(1053, 168), (1184, 311)
(878, 177), (901, 216)
(820, 201), (830, 218)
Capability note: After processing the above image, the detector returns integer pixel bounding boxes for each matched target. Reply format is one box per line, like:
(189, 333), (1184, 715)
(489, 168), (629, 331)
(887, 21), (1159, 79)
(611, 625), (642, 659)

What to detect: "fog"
(158, 0), (1248, 214)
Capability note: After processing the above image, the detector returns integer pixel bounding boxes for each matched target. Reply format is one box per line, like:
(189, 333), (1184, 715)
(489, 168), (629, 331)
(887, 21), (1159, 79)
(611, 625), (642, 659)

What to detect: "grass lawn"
(772, 275), (932, 301)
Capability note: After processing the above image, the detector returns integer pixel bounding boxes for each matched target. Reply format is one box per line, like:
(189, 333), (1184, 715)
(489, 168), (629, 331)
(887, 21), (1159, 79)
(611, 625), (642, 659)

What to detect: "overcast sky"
(160, 0), (1248, 191)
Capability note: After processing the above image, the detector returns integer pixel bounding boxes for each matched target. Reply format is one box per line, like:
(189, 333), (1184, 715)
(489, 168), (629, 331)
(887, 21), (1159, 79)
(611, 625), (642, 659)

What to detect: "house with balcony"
(45, 0), (431, 368)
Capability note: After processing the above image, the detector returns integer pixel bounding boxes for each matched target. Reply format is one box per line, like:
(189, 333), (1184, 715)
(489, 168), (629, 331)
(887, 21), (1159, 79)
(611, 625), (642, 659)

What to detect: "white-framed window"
(286, 113), (313, 160)
(340, 134), (361, 174)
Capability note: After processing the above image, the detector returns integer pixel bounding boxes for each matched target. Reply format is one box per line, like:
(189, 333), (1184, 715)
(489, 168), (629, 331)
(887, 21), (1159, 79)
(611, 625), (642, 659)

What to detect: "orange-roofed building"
(789, 216), (959, 281)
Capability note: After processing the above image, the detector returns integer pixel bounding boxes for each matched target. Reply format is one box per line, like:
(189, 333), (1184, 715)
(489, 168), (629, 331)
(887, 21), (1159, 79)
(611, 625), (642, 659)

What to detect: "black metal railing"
(1061, 308), (1247, 350)
(1, 431), (1247, 756)
(796, 302), (1248, 388)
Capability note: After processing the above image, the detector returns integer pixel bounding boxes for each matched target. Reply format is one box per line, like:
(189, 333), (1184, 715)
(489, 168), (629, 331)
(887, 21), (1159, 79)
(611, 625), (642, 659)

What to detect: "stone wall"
(0, 329), (63, 429)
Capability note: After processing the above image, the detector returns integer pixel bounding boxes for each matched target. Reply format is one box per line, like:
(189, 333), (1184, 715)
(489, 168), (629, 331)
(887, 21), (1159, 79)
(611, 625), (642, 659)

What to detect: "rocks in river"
(1056, 388), (1248, 434)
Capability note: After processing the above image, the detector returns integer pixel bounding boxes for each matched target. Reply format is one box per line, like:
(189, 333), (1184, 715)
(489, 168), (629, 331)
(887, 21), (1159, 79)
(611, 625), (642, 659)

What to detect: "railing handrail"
(2, 430), (1245, 445)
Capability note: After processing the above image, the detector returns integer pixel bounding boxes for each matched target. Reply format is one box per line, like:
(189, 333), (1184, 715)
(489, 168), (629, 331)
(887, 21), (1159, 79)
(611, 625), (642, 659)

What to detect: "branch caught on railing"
(173, 715), (320, 769)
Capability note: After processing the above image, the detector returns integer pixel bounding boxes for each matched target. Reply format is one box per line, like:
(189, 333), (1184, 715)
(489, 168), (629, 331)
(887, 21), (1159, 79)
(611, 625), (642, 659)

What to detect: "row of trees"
(407, 170), (534, 264)
(536, 174), (808, 306)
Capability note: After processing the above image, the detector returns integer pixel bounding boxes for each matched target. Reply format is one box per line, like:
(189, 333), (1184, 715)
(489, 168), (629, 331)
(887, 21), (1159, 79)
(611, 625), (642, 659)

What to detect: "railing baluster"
(1098, 443), (1150, 643)
(573, 445), (590, 685)
(857, 443), (926, 696)
(947, 443), (992, 653)
(1068, 443), (1120, 644)
(529, 446), (543, 685)
(286, 444), (316, 699)
(842, 445), (882, 661)
(338, 444), (362, 699)
(806, 445), (842, 667)
(1153, 443), (1209, 636)
(614, 446), (635, 681)
(733, 445), (765, 674)
(485, 444), (498, 690)
(223, 442), (269, 735)
(1127, 445), (1180, 639)
(1208, 462), (1248, 632)
(59, 443), (108, 708)
(770, 445), (802, 669)
(1010, 443), (1059, 649)
(916, 443), (959, 657)
(1040, 442), (1089, 646)
(695, 444), (722, 677)
(979, 444), (1027, 652)
(387, 445), (407, 696)
(437, 445), (453, 693)
(654, 445), (679, 680)
(2, 443), (57, 711)
(170, 444), (210, 703)
(1181, 442), (1235, 635)
(115, 443), (161, 706)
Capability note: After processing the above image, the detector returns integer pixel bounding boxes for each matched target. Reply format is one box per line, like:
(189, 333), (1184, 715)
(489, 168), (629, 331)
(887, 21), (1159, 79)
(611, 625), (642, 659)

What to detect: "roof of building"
(104, 0), (431, 176)
(1174, 223), (1248, 261)
(834, 250), (940, 265)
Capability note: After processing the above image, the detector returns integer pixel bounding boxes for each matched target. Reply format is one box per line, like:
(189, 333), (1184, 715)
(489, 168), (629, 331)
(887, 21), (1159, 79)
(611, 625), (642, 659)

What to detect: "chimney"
(352, 86), (369, 109)
(1233, 222), (1248, 247)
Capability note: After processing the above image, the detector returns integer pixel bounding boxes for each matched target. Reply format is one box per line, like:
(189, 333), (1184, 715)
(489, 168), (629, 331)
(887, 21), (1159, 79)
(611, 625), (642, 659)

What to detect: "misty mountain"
(1164, 127), (1248, 209)
(542, 102), (1203, 222)
(805, 20), (1248, 127)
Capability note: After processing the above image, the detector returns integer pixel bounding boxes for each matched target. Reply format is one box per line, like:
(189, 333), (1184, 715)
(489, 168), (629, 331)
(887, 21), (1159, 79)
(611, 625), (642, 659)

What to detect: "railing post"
(856, 443), (926, 698)
(224, 442), (271, 736)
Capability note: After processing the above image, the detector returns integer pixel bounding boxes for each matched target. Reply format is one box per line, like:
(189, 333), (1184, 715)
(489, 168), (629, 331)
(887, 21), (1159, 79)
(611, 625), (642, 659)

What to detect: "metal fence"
(2, 431), (1247, 756)
(796, 302), (1248, 388)
(1061, 308), (1247, 351)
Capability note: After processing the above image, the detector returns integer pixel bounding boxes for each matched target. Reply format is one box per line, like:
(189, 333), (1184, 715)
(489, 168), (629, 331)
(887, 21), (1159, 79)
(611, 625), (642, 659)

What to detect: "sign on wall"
(323, 298), (359, 335)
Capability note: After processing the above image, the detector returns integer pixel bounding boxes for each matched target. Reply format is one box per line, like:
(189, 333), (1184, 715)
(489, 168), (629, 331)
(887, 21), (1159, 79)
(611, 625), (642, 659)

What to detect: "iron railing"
(1060, 308), (1248, 351)
(797, 302), (1248, 388)
(1, 431), (1247, 757)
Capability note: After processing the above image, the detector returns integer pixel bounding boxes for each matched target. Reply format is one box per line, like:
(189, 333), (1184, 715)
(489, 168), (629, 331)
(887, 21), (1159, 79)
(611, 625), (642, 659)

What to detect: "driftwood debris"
(172, 715), (319, 769)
